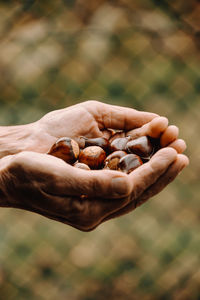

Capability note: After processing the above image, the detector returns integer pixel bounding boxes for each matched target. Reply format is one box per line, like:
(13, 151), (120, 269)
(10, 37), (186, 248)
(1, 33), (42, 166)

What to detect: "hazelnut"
(126, 136), (153, 159)
(48, 137), (79, 164)
(118, 154), (143, 174)
(79, 146), (106, 169)
(104, 151), (127, 170)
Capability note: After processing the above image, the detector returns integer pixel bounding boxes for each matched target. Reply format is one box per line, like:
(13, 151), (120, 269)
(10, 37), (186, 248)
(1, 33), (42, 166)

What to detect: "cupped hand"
(0, 148), (189, 231)
(31, 100), (186, 155)
(110, 116), (187, 154)
(31, 100), (158, 153)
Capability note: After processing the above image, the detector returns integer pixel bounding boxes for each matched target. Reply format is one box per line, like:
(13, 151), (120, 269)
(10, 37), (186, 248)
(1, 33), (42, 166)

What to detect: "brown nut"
(101, 128), (116, 140)
(109, 137), (130, 152)
(80, 137), (110, 152)
(109, 131), (124, 143)
(126, 136), (153, 159)
(118, 154), (143, 174)
(79, 146), (106, 169)
(48, 137), (79, 164)
(74, 162), (90, 170)
(104, 151), (127, 170)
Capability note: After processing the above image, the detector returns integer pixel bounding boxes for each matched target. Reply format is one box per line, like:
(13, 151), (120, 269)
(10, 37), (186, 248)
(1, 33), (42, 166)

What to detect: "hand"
(34, 100), (187, 154)
(0, 148), (188, 231)
(0, 100), (186, 157)
(32, 100), (158, 153)
(109, 115), (187, 154)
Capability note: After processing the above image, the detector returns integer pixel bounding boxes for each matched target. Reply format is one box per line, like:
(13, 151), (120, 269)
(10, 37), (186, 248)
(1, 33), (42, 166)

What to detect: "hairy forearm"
(0, 124), (37, 158)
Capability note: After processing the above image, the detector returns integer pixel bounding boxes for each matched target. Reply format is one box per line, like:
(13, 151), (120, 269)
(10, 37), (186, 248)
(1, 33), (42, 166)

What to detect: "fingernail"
(111, 177), (129, 196)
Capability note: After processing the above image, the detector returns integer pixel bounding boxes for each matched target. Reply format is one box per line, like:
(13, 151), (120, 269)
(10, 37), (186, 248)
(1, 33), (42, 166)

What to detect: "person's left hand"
(0, 147), (188, 231)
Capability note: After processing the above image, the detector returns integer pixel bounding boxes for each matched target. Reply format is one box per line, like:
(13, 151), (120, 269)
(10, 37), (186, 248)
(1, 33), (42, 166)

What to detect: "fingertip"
(151, 147), (177, 167)
(177, 139), (187, 152)
(159, 116), (169, 126)
(177, 154), (190, 168)
(148, 116), (169, 138)
(168, 139), (187, 153)
(141, 112), (159, 120)
(154, 146), (177, 158)
(111, 174), (132, 197)
(83, 169), (131, 198)
(160, 125), (179, 147)
(154, 116), (169, 127)
(170, 125), (179, 136)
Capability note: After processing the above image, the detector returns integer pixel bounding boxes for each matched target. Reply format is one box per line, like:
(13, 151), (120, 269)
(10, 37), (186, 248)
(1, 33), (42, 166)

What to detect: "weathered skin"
(0, 100), (188, 231)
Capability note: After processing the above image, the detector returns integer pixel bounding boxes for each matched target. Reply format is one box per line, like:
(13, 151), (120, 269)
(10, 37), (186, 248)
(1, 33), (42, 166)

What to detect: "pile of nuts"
(48, 134), (159, 174)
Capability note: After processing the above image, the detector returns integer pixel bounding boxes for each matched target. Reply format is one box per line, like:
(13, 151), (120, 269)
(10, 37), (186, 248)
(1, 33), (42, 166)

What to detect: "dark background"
(0, 1), (199, 299)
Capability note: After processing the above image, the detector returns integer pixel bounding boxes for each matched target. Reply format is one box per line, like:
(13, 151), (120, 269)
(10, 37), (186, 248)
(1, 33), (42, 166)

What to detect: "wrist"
(0, 123), (37, 158)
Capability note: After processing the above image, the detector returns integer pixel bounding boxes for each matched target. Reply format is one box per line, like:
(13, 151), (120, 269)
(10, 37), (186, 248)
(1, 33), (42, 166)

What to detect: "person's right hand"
(0, 147), (188, 231)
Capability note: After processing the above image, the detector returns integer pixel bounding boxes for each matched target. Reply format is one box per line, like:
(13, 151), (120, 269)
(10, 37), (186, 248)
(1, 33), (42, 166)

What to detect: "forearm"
(0, 123), (36, 158)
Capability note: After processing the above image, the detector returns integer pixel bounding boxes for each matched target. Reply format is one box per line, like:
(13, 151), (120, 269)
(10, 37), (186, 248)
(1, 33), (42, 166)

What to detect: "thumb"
(50, 167), (132, 199)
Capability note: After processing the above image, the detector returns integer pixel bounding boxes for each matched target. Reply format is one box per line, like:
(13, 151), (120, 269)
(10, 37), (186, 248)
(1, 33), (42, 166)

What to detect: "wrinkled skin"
(0, 101), (189, 231)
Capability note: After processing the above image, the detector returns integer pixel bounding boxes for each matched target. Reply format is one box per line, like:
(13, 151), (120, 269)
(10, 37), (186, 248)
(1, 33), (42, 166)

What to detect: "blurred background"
(0, 0), (199, 299)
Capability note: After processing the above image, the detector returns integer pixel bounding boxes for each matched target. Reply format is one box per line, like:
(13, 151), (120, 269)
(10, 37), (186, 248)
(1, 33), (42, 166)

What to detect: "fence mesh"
(0, 0), (199, 299)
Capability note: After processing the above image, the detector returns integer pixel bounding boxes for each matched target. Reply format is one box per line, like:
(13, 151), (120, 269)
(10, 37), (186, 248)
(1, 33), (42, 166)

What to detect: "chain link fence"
(0, 0), (199, 299)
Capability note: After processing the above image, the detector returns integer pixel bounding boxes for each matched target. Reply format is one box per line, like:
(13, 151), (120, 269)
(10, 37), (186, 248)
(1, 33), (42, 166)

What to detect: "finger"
(160, 125), (179, 147)
(84, 101), (158, 130)
(126, 116), (168, 139)
(128, 147), (177, 200)
(57, 153), (188, 229)
(45, 164), (132, 199)
(134, 154), (189, 207)
(102, 154), (189, 222)
(74, 168), (132, 198)
(15, 151), (131, 200)
(168, 139), (187, 154)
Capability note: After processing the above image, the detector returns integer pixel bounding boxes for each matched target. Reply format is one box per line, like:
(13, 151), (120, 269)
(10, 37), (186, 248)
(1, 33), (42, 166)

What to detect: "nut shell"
(118, 154), (143, 174)
(80, 137), (110, 152)
(104, 151), (127, 170)
(79, 146), (106, 169)
(48, 137), (79, 164)
(109, 137), (130, 152)
(126, 136), (153, 158)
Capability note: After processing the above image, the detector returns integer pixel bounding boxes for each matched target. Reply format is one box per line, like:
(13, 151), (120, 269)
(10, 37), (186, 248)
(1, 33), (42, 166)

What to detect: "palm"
(36, 104), (102, 153)
(33, 101), (185, 156)
(0, 148), (188, 231)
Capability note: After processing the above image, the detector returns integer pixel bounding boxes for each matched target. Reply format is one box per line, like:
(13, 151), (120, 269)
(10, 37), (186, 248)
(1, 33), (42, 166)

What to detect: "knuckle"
(8, 153), (29, 173)
(84, 100), (99, 107)
(12, 152), (29, 166)
(122, 179), (132, 197)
